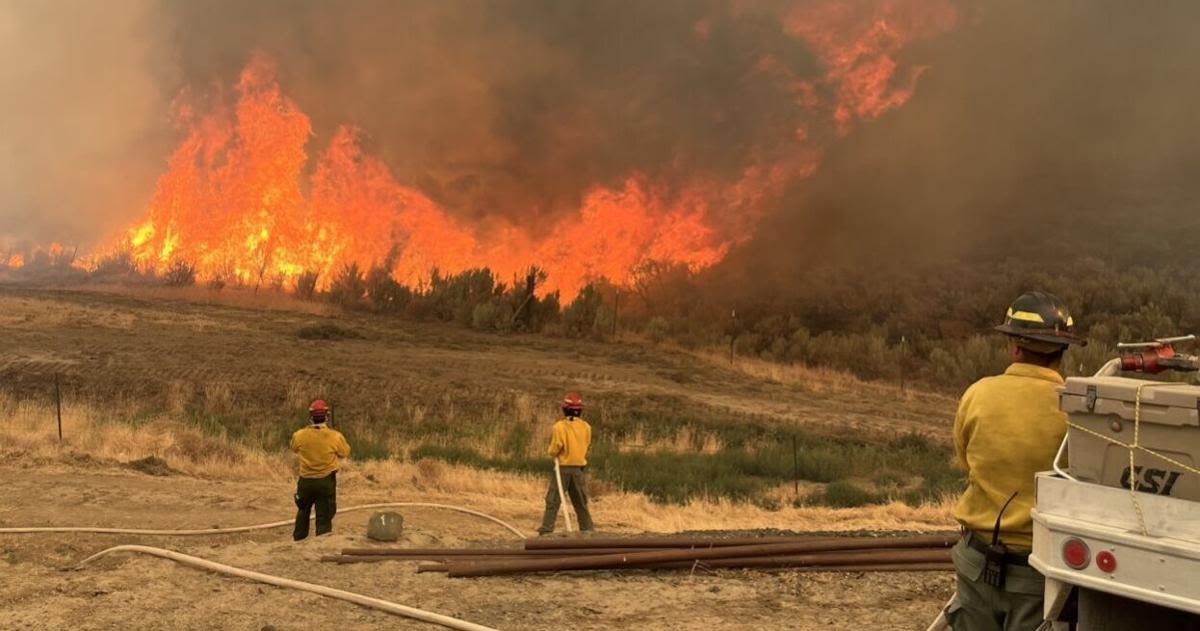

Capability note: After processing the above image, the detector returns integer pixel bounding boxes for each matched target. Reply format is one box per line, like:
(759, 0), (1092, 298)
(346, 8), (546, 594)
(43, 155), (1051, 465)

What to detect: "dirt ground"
(0, 462), (955, 630)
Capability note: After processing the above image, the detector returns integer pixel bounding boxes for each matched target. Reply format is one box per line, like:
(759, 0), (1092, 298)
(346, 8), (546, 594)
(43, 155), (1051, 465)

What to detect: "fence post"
(612, 290), (619, 337)
(792, 435), (799, 497)
(55, 374), (63, 443)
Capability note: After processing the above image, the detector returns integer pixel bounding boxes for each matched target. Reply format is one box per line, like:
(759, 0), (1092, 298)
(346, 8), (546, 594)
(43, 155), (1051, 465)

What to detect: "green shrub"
(366, 265), (411, 313)
(295, 270), (320, 300)
(328, 263), (366, 309)
(563, 284), (606, 339)
(353, 436), (391, 461)
(163, 260), (197, 287)
(471, 302), (496, 331)
(645, 317), (670, 343)
(500, 424), (532, 458)
(91, 251), (139, 278)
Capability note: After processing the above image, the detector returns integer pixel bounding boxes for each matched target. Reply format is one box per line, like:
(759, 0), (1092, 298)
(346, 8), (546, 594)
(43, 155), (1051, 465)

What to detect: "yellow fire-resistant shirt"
(547, 418), (592, 466)
(953, 362), (1067, 550)
(290, 424), (351, 478)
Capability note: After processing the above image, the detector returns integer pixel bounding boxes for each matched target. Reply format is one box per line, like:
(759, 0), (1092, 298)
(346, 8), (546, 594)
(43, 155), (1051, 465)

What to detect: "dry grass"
(80, 283), (333, 316)
(0, 394), (955, 534)
(618, 425), (725, 454)
(0, 394), (286, 482)
(694, 350), (956, 405)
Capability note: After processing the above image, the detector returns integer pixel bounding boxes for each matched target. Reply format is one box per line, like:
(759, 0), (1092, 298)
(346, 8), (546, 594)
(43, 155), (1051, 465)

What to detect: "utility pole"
(900, 335), (907, 394)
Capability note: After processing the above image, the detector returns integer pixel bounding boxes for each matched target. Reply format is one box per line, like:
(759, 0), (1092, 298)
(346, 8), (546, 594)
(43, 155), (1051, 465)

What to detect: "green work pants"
(538, 465), (594, 533)
(293, 472), (337, 541)
(946, 537), (1045, 631)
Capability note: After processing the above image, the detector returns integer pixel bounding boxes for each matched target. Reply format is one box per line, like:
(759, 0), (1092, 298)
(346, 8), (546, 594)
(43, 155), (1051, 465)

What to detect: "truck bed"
(1031, 471), (1200, 615)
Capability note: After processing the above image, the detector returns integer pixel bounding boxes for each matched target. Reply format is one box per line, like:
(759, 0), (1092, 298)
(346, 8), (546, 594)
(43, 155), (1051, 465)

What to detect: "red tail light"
(1096, 550), (1117, 573)
(1062, 538), (1091, 570)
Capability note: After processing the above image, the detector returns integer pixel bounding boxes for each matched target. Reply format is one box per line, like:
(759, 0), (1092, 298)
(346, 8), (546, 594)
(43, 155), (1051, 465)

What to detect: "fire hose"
(0, 502), (527, 539)
(553, 460), (575, 533)
(78, 545), (499, 631)
(4, 502), (523, 630)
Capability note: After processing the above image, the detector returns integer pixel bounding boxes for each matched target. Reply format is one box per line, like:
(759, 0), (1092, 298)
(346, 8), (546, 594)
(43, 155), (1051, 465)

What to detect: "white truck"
(1032, 337), (1200, 629)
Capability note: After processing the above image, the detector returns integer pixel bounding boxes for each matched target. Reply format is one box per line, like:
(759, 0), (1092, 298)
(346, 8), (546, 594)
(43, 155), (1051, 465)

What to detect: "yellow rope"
(1065, 381), (1200, 536)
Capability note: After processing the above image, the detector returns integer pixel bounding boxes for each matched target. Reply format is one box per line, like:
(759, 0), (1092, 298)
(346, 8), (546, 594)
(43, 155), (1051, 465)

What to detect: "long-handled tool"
(553, 460), (575, 534)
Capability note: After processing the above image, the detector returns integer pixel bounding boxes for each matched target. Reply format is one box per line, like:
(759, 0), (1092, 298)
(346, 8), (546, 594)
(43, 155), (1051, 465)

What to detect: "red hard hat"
(561, 392), (583, 411)
(309, 399), (330, 413)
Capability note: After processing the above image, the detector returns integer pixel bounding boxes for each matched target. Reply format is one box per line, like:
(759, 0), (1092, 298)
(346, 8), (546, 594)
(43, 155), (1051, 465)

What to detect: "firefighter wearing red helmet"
(289, 399), (351, 541)
(537, 392), (595, 534)
(942, 292), (1086, 630)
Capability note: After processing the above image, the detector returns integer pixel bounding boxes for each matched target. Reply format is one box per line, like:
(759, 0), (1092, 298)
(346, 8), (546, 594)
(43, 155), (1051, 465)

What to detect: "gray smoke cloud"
(0, 0), (171, 248)
(152, 0), (830, 233)
(9, 0), (1193, 290)
(3, 0), (845, 249)
(734, 0), (1200, 285)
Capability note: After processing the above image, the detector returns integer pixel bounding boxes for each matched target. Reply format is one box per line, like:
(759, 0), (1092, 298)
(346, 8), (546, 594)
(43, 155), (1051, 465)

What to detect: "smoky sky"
(154, 0), (826, 231)
(732, 0), (1200, 289)
(0, 0), (171, 247)
(4, 0), (1200, 281)
(2, 0), (837, 247)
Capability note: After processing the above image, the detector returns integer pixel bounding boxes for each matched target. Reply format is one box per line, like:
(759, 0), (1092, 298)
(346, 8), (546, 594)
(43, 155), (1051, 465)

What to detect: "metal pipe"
(450, 535), (958, 577)
(602, 548), (951, 571)
(326, 554), (543, 564)
(462, 548), (947, 570)
(764, 563), (951, 573)
(421, 560), (953, 575)
(338, 547), (949, 565)
(524, 533), (956, 551)
(339, 547), (654, 557)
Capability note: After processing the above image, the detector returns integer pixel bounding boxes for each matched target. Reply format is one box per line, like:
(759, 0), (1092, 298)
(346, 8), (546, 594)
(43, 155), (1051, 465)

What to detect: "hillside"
(0, 286), (962, 628)
(0, 284), (960, 508)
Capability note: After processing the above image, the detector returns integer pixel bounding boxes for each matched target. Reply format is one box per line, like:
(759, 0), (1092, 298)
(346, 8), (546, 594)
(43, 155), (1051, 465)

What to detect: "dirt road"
(0, 462), (953, 630)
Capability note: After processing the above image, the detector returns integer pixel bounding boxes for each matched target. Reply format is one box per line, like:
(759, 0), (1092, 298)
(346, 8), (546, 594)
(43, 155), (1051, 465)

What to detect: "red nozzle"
(1120, 345), (1176, 374)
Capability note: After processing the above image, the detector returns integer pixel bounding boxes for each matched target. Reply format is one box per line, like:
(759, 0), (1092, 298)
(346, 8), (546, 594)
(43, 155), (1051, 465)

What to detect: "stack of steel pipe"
(322, 533), (957, 578)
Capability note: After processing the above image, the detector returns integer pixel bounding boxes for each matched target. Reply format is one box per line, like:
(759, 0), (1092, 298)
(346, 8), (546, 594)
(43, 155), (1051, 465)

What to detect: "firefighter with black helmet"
(942, 292), (1086, 630)
(537, 392), (595, 534)
(290, 399), (351, 541)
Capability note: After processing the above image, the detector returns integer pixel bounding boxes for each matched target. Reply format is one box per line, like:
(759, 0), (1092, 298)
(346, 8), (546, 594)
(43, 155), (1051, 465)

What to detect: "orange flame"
(105, 4), (956, 298)
(785, 0), (958, 132)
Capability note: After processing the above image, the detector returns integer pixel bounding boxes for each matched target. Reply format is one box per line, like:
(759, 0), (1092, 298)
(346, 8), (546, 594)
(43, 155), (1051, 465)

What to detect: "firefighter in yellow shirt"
(537, 392), (595, 534)
(944, 292), (1086, 631)
(289, 399), (351, 541)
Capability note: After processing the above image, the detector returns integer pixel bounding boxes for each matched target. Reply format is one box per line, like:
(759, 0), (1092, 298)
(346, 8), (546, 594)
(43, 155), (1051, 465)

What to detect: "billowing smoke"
(0, 0), (954, 273)
(733, 0), (1200, 288)
(156, 0), (830, 231)
(8, 0), (1200, 295)
(0, 0), (171, 247)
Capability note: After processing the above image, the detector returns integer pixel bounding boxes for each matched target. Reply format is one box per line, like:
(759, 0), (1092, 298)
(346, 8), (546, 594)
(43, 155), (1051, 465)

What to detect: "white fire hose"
(0, 502), (527, 539)
(4, 502), (524, 630)
(78, 545), (499, 631)
(553, 460), (575, 533)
